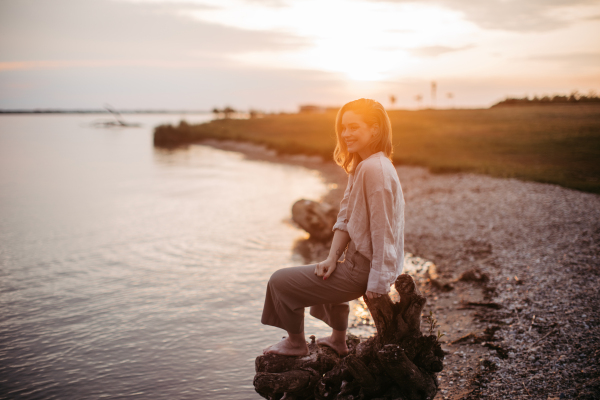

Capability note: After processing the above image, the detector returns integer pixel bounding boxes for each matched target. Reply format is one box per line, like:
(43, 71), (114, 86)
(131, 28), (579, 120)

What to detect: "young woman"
(261, 98), (405, 357)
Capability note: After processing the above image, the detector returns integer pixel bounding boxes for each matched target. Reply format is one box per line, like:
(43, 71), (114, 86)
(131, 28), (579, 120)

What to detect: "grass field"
(154, 105), (600, 193)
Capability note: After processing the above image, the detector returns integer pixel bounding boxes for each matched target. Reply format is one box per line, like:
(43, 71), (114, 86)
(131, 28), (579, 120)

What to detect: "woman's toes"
(262, 345), (272, 354)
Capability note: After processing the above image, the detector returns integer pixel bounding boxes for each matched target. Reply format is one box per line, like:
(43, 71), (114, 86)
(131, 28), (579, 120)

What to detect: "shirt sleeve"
(332, 174), (353, 232)
(366, 186), (398, 294)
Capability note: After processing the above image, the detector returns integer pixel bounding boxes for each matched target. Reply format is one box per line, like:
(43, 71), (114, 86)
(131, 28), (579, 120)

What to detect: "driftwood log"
(254, 274), (444, 400)
(291, 199), (337, 241)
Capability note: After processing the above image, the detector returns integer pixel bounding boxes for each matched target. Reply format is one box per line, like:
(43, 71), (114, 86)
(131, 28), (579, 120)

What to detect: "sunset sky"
(1, 0), (599, 111)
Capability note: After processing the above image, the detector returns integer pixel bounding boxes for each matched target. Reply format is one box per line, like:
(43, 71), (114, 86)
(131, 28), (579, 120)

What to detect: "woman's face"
(341, 110), (377, 159)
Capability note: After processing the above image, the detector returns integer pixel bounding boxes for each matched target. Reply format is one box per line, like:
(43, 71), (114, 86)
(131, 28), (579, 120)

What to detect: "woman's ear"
(371, 123), (380, 137)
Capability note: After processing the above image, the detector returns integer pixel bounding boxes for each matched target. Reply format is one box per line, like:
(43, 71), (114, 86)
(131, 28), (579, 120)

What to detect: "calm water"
(0, 114), (342, 399)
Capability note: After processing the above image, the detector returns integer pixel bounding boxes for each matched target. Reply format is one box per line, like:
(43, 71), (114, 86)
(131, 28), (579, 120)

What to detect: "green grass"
(154, 105), (600, 194)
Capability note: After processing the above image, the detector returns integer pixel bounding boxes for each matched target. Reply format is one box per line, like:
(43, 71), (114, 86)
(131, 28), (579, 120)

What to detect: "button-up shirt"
(332, 152), (405, 294)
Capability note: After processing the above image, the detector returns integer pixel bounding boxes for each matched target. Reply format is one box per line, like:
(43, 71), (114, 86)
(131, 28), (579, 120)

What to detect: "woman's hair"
(333, 98), (393, 173)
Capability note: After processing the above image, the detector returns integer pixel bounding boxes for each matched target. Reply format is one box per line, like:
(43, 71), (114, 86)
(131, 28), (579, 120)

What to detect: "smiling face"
(341, 110), (378, 160)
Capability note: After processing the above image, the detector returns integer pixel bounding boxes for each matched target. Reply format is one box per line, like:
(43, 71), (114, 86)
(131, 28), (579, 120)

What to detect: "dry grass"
(154, 105), (600, 193)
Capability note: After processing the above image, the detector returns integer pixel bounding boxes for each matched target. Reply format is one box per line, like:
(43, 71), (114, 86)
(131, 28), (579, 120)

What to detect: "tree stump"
(254, 274), (444, 400)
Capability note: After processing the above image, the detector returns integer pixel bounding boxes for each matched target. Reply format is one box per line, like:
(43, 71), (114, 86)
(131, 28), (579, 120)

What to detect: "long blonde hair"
(333, 98), (393, 173)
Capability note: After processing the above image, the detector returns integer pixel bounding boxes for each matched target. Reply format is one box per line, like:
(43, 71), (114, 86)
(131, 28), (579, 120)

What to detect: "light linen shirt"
(332, 152), (405, 294)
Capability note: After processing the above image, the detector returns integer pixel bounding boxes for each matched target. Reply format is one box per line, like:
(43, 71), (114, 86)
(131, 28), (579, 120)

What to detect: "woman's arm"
(331, 174), (353, 232)
(327, 229), (351, 263)
(314, 229), (350, 280)
(366, 186), (398, 295)
(316, 174), (353, 280)
(360, 160), (400, 297)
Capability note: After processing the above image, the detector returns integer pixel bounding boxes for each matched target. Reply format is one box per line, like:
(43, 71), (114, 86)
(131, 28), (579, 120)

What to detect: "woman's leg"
(261, 259), (367, 356)
(313, 247), (372, 356)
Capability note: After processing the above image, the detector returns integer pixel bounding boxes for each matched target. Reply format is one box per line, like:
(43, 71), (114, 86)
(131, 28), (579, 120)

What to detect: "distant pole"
(431, 81), (437, 108)
(390, 95), (396, 109)
(446, 92), (454, 108)
(414, 94), (423, 109)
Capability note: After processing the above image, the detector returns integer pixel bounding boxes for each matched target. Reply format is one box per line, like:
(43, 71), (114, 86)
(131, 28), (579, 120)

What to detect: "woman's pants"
(261, 241), (371, 334)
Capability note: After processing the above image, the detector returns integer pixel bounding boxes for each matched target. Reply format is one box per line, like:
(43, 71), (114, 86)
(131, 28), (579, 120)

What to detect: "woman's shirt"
(332, 152), (405, 294)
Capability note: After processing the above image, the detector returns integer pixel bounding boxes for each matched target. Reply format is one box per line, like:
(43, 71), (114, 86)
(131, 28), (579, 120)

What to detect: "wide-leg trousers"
(261, 241), (371, 334)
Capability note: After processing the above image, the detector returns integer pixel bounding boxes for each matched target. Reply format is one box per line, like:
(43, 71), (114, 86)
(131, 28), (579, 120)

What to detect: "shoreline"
(189, 139), (600, 399)
(154, 105), (600, 194)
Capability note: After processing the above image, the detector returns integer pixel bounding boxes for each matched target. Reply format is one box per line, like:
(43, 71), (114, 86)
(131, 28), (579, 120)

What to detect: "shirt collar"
(363, 151), (383, 161)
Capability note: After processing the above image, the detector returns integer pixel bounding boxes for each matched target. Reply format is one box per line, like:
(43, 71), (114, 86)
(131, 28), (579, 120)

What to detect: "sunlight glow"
(178, 0), (477, 81)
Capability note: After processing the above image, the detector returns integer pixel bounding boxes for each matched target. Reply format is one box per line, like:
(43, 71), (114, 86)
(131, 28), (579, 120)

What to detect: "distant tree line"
(493, 91), (600, 107)
(212, 106), (264, 119)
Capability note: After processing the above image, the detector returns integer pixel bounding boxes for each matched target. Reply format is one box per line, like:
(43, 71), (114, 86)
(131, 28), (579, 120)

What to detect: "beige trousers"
(261, 241), (371, 334)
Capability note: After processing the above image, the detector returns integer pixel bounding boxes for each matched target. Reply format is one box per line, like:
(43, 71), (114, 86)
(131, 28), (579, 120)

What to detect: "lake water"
(0, 114), (347, 399)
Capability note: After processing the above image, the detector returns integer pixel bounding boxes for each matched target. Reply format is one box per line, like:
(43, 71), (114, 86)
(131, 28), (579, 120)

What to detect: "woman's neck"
(358, 150), (376, 160)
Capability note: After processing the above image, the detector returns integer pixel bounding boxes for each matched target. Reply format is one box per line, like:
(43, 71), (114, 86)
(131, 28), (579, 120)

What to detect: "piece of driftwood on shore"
(291, 199), (337, 241)
(254, 274), (444, 400)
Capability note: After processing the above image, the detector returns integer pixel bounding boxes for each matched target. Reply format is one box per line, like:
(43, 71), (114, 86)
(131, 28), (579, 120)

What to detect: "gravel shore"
(398, 166), (600, 399)
(198, 140), (600, 399)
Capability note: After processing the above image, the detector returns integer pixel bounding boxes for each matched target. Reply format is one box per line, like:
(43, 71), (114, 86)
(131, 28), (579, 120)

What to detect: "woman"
(261, 98), (405, 357)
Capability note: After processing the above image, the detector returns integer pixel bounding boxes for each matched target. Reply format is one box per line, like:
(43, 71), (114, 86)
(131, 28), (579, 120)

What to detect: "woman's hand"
(314, 258), (337, 280)
(365, 291), (382, 299)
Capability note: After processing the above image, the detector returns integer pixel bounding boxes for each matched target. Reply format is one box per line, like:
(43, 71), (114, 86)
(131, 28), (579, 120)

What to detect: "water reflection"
(0, 115), (327, 399)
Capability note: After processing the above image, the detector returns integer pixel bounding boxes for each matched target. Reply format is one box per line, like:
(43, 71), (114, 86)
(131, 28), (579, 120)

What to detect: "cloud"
(0, 59), (219, 72)
(243, 0), (288, 7)
(376, 0), (600, 32)
(0, 61), (347, 110)
(523, 52), (600, 65)
(0, 0), (307, 67)
(409, 44), (474, 57)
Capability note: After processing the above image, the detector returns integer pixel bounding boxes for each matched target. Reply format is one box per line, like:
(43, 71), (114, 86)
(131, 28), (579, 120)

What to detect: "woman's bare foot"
(317, 335), (349, 356)
(263, 337), (309, 356)
(262, 337), (284, 354)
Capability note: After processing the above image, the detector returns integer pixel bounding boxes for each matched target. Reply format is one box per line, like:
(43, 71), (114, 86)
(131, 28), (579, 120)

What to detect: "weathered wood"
(256, 346), (339, 375)
(426, 263), (454, 291)
(254, 368), (320, 399)
(291, 199), (337, 241)
(363, 294), (396, 344)
(378, 344), (437, 400)
(344, 354), (376, 388)
(254, 273), (445, 400)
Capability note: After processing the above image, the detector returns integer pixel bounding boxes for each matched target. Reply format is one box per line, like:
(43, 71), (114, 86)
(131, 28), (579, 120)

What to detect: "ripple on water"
(0, 115), (329, 400)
